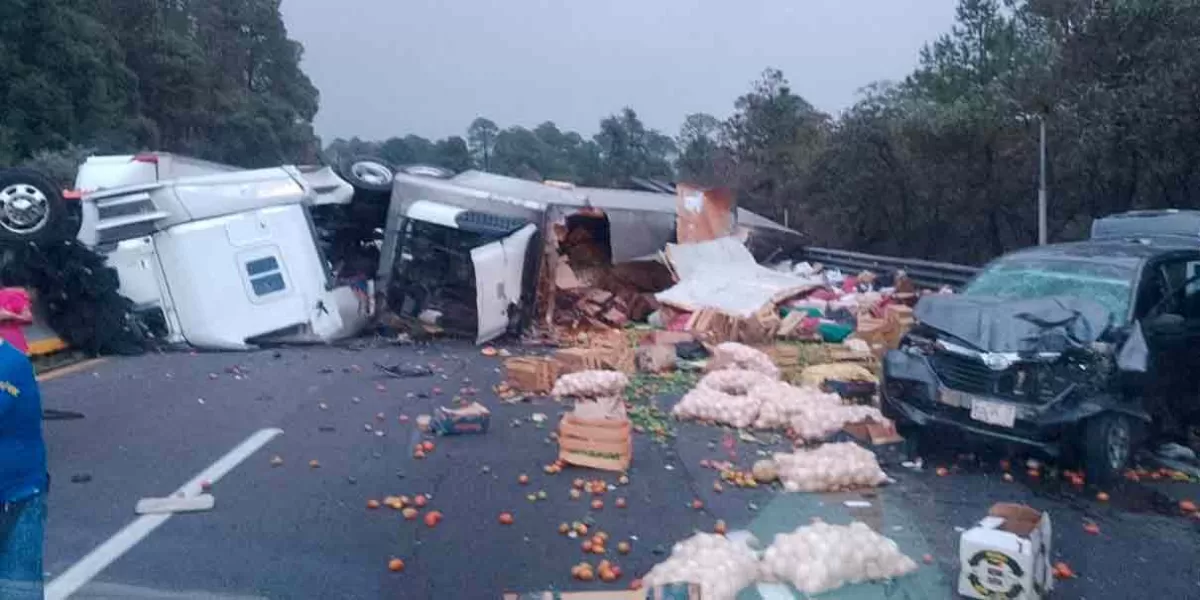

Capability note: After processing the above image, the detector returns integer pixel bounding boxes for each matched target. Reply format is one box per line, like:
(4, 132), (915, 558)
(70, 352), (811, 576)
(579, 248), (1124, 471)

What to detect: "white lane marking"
(45, 428), (284, 600)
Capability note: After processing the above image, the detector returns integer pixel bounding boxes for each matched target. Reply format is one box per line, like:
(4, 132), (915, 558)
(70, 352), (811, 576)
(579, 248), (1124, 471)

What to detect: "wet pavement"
(35, 343), (1200, 599)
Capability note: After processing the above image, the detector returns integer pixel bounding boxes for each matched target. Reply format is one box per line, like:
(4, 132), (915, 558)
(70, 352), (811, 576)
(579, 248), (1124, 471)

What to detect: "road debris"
(135, 494), (215, 515)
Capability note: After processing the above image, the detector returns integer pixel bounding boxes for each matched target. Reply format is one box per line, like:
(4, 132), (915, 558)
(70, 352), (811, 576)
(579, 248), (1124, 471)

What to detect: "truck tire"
(339, 156), (395, 194)
(1081, 413), (1133, 483)
(0, 168), (74, 243)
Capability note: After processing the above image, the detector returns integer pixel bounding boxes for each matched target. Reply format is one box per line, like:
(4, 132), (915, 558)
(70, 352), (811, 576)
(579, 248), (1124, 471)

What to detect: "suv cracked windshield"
(3, 1), (1199, 600)
(963, 259), (1135, 323)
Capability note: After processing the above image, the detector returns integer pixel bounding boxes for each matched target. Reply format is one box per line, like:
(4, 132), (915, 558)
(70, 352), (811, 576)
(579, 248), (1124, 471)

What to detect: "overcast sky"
(281, 0), (959, 142)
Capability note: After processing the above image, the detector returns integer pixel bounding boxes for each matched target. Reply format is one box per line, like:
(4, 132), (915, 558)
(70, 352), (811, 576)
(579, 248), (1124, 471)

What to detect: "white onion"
(550, 370), (629, 398)
(642, 533), (760, 600)
(761, 521), (918, 595)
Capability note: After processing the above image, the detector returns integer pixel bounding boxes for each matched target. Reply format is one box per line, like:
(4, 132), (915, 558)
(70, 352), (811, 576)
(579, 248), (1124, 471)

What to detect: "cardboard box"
(958, 503), (1053, 600)
(504, 357), (558, 393)
(431, 403), (491, 436)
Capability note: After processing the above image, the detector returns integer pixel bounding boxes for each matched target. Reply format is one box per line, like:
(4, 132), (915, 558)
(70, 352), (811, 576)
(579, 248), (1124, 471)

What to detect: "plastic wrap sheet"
(655, 237), (819, 318)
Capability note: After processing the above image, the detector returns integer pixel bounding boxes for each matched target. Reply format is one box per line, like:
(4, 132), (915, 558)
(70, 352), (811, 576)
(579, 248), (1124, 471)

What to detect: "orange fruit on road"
(402, 508), (418, 520)
(421, 441), (435, 453)
(617, 541), (631, 554)
(591, 499), (604, 510)
(498, 512), (514, 525)
(518, 474), (530, 485)
(366, 499), (380, 509)
(388, 558), (405, 572)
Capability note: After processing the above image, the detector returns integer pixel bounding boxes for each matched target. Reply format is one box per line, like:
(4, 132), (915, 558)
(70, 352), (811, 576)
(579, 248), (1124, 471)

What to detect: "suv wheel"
(1081, 413), (1132, 483)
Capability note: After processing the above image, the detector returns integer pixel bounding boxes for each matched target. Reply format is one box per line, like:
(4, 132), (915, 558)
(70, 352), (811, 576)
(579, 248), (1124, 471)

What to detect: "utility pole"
(1038, 115), (1048, 245)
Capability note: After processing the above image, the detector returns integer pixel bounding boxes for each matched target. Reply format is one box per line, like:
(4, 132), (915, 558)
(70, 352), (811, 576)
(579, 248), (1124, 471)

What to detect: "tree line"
(5, 1), (1199, 266)
(0, 0), (319, 170)
(329, 0), (1200, 265)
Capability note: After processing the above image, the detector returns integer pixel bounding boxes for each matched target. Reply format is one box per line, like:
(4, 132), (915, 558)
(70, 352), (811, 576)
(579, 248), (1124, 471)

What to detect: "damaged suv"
(883, 214), (1200, 481)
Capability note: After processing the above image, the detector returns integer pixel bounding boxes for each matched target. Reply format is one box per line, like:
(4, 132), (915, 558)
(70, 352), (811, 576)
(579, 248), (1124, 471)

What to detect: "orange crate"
(557, 412), (632, 472)
(504, 357), (558, 393)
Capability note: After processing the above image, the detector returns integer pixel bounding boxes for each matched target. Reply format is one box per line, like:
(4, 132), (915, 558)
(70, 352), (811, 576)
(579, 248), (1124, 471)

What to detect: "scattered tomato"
(414, 495), (428, 508)
(582, 540), (594, 553)
(499, 512), (514, 525)
(308, 459), (320, 469)
(388, 558), (405, 572)
(1096, 492), (1110, 502)
(518, 474), (530, 485)
(691, 499), (704, 510)
(413, 449), (426, 460)
(558, 523), (570, 535)
(600, 568), (618, 582)
(618, 475), (630, 485)
(402, 507), (419, 520)
(591, 499), (604, 510)
(421, 441), (435, 453)
(1053, 561), (1075, 579)
(617, 541), (631, 554)
(424, 511), (442, 528)
(595, 531), (609, 543)
(713, 481), (724, 493)
(1181, 500), (1197, 513)
(614, 497), (627, 508)
(366, 499), (381, 510)
(577, 566), (595, 581)
(573, 478), (585, 489)
(574, 522), (588, 535)
(592, 544), (606, 555)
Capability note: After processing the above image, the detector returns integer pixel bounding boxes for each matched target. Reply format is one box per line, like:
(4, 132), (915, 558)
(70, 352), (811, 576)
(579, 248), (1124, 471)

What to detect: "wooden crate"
(557, 412), (633, 472)
(504, 357), (558, 393)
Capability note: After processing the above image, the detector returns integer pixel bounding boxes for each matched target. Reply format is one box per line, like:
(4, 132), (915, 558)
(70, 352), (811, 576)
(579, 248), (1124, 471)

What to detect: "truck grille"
(930, 351), (1053, 404)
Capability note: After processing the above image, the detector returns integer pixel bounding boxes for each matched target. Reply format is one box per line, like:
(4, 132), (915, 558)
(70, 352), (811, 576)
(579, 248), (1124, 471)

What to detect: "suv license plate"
(970, 399), (1016, 428)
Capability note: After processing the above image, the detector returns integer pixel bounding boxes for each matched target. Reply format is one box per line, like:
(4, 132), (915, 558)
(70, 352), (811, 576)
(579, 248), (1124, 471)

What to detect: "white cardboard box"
(958, 503), (1054, 600)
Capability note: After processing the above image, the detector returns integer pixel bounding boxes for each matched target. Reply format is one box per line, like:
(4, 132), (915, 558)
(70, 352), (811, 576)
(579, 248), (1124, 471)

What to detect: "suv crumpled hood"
(913, 294), (1114, 354)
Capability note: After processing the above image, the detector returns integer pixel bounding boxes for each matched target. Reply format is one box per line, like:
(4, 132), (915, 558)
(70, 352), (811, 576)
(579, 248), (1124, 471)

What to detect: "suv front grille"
(930, 351), (1053, 404)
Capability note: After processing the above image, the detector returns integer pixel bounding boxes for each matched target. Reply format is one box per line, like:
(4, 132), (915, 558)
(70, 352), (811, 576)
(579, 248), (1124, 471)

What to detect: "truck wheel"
(339, 156), (395, 194)
(0, 168), (72, 243)
(1081, 413), (1133, 483)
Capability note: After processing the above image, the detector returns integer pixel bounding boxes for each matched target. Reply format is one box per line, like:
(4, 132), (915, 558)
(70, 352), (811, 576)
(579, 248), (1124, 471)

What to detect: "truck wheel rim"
(1107, 421), (1130, 469)
(0, 183), (51, 234)
(351, 161), (393, 186)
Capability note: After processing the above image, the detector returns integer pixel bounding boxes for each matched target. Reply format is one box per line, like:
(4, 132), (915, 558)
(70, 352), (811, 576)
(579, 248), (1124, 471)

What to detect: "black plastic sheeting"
(913, 294), (1116, 354)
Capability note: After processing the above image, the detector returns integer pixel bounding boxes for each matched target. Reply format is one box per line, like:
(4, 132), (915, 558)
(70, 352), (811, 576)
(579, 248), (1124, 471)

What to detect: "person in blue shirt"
(0, 338), (47, 599)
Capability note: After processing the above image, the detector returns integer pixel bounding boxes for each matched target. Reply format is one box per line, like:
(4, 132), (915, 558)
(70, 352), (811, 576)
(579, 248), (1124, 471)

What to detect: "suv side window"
(1142, 257), (1200, 320)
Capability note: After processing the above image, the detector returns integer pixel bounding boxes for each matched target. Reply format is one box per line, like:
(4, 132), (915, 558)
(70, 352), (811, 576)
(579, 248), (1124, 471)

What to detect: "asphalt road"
(35, 342), (1200, 599)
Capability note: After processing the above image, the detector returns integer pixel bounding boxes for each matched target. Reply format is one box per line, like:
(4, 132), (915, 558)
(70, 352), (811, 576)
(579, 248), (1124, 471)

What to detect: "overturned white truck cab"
(77, 156), (371, 350)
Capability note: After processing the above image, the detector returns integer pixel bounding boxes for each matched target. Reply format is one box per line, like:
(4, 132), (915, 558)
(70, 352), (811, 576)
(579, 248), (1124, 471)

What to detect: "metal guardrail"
(802, 247), (981, 289)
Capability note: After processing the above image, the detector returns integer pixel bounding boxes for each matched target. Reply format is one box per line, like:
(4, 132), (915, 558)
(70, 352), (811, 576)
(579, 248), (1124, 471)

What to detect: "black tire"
(1081, 413), (1133, 483)
(0, 168), (74, 243)
(338, 155), (395, 194)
